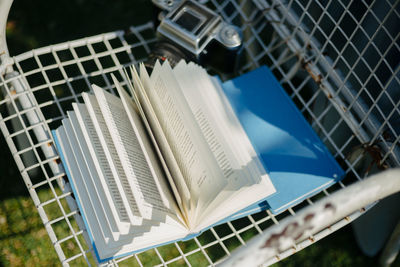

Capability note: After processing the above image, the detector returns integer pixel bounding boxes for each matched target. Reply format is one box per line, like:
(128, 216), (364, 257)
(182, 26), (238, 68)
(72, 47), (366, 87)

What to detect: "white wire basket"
(0, 0), (399, 266)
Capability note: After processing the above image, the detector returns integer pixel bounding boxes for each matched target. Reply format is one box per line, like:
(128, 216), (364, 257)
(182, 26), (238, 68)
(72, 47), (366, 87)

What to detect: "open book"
(52, 61), (277, 262)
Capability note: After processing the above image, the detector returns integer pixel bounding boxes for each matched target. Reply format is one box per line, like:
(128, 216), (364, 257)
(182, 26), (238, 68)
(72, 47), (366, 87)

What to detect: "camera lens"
(144, 41), (191, 72)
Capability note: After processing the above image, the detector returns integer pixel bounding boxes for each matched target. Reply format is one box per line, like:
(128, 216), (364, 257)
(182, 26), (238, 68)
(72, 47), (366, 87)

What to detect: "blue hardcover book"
(52, 61), (343, 262)
(220, 66), (344, 215)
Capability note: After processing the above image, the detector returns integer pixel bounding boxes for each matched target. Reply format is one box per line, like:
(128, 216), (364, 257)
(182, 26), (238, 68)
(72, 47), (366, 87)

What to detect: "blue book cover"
(221, 66), (344, 215)
(52, 65), (344, 262)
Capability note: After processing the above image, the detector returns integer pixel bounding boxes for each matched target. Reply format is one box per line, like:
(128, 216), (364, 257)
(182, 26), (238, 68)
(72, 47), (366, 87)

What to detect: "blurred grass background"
(1, 0), (399, 266)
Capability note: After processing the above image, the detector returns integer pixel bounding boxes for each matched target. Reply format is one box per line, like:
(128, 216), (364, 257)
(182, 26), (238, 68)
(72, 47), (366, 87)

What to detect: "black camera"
(145, 0), (242, 74)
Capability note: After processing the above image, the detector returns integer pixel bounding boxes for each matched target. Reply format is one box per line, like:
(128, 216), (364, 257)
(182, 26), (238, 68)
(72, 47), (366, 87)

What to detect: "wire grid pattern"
(0, 0), (399, 266)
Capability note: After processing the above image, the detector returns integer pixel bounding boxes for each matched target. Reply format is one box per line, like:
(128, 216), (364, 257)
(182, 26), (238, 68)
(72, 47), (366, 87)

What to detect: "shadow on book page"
(221, 66), (345, 214)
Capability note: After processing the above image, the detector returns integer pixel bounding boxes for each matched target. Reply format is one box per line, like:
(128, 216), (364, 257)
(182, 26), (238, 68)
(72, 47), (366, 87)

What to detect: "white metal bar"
(220, 169), (400, 267)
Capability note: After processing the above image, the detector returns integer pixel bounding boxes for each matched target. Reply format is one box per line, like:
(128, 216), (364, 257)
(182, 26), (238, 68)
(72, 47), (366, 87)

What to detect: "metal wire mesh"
(0, 0), (399, 266)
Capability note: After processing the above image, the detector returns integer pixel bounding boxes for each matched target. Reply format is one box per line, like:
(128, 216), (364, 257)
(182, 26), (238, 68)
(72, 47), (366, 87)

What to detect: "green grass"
(0, 190), (65, 266)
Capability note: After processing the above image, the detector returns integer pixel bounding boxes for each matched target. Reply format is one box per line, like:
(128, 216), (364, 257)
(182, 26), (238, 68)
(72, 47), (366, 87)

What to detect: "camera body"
(146, 0), (242, 73)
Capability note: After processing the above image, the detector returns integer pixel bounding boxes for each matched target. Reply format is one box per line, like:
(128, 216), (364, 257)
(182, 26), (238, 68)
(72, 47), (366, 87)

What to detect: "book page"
(127, 65), (192, 225)
(83, 92), (181, 233)
(175, 63), (268, 188)
(72, 103), (157, 235)
(92, 85), (178, 223)
(174, 62), (252, 189)
(64, 116), (155, 242)
(55, 127), (188, 260)
(112, 75), (186, 226)
(82, 92), (142, 224)
(194, 173), (274, 231)
(120, 71), (184, 208)
(142, 62), (227, 219)
(55, 125), (110, 241)
(172, 61), (276, 229)
(94, 219), (188, 260)
(172, 62), (252, 223)
(209, 76), (271, 185)
(66, 110), (122, 240)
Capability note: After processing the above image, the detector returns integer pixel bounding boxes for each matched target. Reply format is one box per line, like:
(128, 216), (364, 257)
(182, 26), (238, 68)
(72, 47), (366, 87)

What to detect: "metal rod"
(219, 169), (400, 267)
